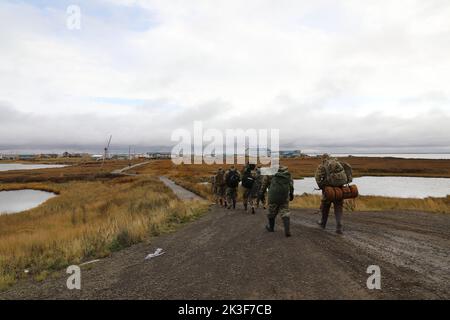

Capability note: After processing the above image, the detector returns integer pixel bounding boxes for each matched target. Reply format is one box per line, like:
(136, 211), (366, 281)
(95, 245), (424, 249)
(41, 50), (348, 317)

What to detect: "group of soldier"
(211, 154), (346, 237)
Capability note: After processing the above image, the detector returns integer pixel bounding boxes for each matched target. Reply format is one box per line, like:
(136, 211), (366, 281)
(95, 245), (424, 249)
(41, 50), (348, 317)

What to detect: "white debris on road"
(145, 248), (165, 260)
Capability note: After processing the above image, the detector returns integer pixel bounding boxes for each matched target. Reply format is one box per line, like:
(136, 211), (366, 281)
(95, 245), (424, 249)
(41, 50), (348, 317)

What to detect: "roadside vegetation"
(1, 156), (449, 289)
(135, 157), (450, 180)
(135, 160), (450, 214)
(291, 194), (450, 214)
(0, 159), (142, 183)
(0, 176), (208, 290)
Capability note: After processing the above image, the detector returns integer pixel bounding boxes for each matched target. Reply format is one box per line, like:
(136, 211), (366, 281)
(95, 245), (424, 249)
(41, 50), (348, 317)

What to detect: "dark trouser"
(226, 187), (238, 208)
(243, 187), (254, 209)
(257, 192), (266, 208)
(320, 197), (343, 231)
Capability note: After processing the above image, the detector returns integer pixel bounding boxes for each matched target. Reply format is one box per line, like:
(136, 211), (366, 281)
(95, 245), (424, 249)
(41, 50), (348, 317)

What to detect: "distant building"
(280, 150), (302, 158)
(147, 152), (171, 159)
(62, 152), (83, 158)
(0, 154), (17, 160)
(111, 154), (129, 160)
(18, 154), (35, 160)
(91, 154), (104, 161)
(38, 154), (58, 159)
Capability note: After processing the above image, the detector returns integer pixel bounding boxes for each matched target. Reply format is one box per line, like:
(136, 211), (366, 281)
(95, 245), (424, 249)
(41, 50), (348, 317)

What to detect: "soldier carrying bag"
(241, 168), (255, 189)
(226, 171), (240, 188)
(316, 158), (358, 201)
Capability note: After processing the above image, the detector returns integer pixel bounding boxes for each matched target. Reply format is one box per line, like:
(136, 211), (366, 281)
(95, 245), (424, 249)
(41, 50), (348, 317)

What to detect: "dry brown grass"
(291, 194), (450, 214)
(282, 156), (450, 178)
(0, 159), (142, 183)
(0, 176), (208, 290)
(135, 157), (450, 180)
(135, 160), (450, 213)
(1, 157), (448, 289)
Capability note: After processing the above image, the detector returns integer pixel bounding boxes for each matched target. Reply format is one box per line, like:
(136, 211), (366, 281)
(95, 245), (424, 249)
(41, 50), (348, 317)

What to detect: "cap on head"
(321, 153), (330, 160)
(278, 166), (288, 172)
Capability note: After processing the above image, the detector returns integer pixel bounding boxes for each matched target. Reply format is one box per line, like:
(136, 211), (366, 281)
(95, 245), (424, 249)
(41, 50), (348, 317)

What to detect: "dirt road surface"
(1, 178), (449, 300)
(159, 177), (203, 201)
(111, 162), (151, 175)
(2, 201), (449, 300)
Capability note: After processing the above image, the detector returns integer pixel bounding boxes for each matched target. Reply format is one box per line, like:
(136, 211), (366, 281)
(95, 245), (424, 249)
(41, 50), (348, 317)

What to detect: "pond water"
(294, 176), (450, 199)
(0, 190), (57, 214)
(0, 163), (67, 172)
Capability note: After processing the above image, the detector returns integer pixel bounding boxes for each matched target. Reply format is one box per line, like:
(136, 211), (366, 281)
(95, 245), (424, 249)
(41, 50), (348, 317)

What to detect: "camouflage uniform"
(214, 169), (226, 206)
(267, 179), (293, 219)
(225, 167), (240, 209)
(315, 155), (344, 234)
(241, 165), (257, 212)
(251, 169), (264, 209)
(265, 166), (294, 237)
(320, 193), (343, 233)
(258, 174), (271, 209)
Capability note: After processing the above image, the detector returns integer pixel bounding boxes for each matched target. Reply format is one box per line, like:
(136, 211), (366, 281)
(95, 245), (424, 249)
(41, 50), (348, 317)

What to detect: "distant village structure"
(0, 151), (172, 161)
(279, 150), (309, 158)
(1, 150), (309, 161)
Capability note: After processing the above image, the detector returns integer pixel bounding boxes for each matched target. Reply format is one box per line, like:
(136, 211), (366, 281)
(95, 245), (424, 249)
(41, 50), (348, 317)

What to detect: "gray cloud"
(1, 1), (450, 153)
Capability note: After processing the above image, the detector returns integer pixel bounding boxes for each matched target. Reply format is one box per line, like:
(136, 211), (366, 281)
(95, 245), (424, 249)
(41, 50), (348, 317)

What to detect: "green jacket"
(267, 169), (294, 204)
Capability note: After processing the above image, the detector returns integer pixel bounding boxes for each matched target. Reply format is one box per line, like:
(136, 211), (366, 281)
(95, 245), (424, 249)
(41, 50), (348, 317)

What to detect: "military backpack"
(226, 171), (240, 188)
(317, 159), (352, 187)
(241, 169), (255, 189)
(268, 171), (292, 205)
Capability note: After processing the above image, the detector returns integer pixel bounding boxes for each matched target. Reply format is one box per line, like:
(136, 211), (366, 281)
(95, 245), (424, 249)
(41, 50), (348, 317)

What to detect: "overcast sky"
(1, 0), (450, 153)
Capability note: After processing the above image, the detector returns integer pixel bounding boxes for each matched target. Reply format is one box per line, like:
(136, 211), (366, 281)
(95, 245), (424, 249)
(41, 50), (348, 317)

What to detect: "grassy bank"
(135, 160), (449, 214)
(135, 158), (450, 179)
(174, 179), (450, 214)
(291, 194), (450, 214)
(0, 160), (142, 183)
(0, 176), (208, 290)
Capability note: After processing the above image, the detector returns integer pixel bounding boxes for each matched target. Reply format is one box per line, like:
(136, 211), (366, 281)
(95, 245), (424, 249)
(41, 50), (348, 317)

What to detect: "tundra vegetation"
(0, 161), (208, 289)
(0, 156), (449, 289)
(134, 159), (450, 214)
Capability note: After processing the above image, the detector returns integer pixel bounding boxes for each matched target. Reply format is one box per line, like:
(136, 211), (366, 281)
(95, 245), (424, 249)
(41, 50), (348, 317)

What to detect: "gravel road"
(2, 203), (449, 299)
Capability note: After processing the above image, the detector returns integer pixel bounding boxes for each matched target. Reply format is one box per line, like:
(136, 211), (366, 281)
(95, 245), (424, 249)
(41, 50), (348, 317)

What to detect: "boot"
(244, 202), (248, 211)
(317, 220), (325, 229)
(282, 217), (291, 237)
(265, 217), (275, 232)
(336, 224), (343, 235)
(233, 200), (236, 210)
(251, 207), (255, 214)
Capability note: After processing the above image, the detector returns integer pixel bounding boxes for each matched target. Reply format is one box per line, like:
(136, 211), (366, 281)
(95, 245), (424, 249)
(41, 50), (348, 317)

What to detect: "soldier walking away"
(241, 163), (256, 213)
(225, 166), (241, 210)
(315, 154), (351, 234)
(265, 166), (294, 237)
(214, 168), (226, 207)
(258, 172), (270, 209)
(251, 167), (264, 213)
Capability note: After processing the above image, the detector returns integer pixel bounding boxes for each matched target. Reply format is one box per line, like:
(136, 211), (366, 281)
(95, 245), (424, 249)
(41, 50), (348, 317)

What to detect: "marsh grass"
(291, 194), (450, 214)
(136, 160), (449, 214)
(0, 176), (207, 290)
(135, 158), (450, 179)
